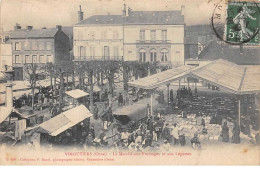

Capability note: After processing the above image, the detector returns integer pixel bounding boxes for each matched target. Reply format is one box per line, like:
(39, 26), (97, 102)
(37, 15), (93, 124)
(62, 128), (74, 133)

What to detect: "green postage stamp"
(226, 1), (259, 45)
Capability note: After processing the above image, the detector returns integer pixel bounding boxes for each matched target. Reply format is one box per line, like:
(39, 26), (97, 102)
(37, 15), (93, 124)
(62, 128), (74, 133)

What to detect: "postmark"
(211, 0), (260, 45)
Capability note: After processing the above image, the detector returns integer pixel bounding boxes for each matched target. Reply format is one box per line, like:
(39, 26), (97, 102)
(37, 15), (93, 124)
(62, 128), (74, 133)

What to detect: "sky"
(0, 0), (218, 31)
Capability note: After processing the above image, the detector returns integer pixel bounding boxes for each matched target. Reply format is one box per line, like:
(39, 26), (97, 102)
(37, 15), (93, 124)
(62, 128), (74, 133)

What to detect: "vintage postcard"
(0, 0), (259, 165)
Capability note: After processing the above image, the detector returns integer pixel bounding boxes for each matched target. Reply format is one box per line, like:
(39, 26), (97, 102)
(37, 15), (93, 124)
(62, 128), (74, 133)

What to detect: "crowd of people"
(8, 82), (260, 150)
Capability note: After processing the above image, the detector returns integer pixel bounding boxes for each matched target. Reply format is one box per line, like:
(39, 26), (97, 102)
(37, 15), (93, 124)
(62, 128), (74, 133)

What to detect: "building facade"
(1, 25), (70, 80)
(73, 7), (185, 67)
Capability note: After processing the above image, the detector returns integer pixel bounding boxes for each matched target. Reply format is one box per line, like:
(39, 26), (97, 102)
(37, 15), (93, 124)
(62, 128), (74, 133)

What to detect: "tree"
(24, 63), (39, 110)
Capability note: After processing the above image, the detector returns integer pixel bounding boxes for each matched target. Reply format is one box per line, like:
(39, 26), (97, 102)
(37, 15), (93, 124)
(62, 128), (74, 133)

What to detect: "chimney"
(240, 44), (243, 54)
(26, 26), (33, 30)
(14, 23), (21, 30)
(181, 5), (185, 16)
(4, 69), (15, 108)
(78, 5), (84, 22)
(56, 25), (62, 31)
(123, 4), (127, 16)
(125, 4), (129, 16)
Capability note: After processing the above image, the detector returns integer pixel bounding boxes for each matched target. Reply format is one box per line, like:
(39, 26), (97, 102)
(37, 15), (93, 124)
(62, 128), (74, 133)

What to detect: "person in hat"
(162, 123), (171, 142)
(155, 117), (164, 139)
(191, 132), (201, 149)
(144, 130), (152, 148)
(179, 130), (186, 146)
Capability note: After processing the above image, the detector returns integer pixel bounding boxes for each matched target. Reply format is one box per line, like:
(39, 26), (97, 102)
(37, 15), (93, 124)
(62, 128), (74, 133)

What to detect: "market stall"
(65, 89), (89, 107)
(37, 105), (93, 145)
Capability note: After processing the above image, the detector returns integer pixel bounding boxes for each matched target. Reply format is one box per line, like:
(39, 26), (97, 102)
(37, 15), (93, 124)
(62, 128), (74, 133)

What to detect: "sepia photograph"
(0, 0), (259, 165)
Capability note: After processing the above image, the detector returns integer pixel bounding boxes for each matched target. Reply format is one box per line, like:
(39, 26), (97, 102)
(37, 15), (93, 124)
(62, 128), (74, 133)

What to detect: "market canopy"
(128, 59), (260, 94)
(65, 89), (89, 99)
(38, 105), (93, 136)
(128, 65), (195, 90)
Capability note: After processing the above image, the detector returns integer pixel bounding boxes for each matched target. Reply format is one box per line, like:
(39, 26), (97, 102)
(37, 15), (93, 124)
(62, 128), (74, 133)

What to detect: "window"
(161, 49), (168, 62)
(46, 42), (52, 50)
(139, 49), (146, 62)
(151, 30), (156, 42)
(38, 42), (44, 50)
(14, 55), (22, 63)
(150, 49), (157, 62)
(15, 42), (21, 51)
(140, 30), (145, 41)
(113, 46), (119, 59)
(162, 30), (167, 41)
(32, 42), (37, 50)
(47, 55), (53, 63)
(32, 55), (37, 63)
(104, 46), (110, 60)
(90, 46), (95, 59)
(79, 46), (86, 59)
(24, 41), (30, 50)
(39, 55), (45, 63)
(25, 55), (32, 63)
(113, 31), (119, 39)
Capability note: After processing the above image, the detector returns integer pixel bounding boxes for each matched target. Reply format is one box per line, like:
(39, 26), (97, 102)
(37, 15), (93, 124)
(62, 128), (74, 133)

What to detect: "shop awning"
(38, 105), (93, 136)
(65, 89), (89, 99)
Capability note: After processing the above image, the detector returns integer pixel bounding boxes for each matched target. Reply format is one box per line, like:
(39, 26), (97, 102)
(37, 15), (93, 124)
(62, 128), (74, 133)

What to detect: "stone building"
(0, 24), (70, 80)
(73, 5), (185, 67)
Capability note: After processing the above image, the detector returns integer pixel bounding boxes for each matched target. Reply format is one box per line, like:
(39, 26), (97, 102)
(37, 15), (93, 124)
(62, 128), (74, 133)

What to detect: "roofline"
(9, 36), (55, 39)
(74, 23), (185, 27)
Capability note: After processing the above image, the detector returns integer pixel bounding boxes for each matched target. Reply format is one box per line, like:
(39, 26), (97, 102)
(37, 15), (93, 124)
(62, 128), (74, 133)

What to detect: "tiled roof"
(198, 41), (260, 65)
(184, 36), (198, 44)
(185, 24), (214, 35)
(76, 11), (184, 25)
(7, 28), (58, 39)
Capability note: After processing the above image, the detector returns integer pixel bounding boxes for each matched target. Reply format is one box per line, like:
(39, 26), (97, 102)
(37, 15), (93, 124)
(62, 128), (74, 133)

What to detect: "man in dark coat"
(118, 93), (124, 106)
(93, 104), (98, 120)
(162, 123), (171, 142)
(170, 89), (174, 104)
(222, 122), (229, 142)
(90, 125), (95, 140)
(232, 121), (240, 144)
